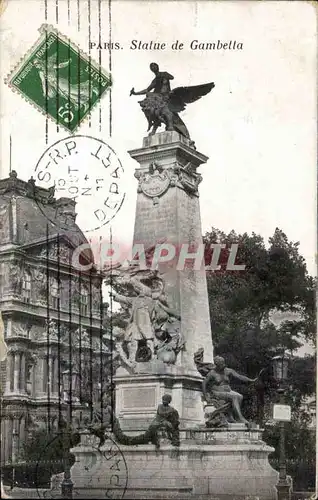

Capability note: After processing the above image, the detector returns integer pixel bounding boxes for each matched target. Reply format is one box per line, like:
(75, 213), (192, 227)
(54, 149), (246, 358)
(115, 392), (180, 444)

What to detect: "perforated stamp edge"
(4, 23), (112, 134)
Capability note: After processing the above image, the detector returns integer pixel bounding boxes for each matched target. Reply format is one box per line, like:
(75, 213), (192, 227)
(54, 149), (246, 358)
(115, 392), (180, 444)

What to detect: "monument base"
(70, 426), (278, 499)
(114, 364), (205, 430)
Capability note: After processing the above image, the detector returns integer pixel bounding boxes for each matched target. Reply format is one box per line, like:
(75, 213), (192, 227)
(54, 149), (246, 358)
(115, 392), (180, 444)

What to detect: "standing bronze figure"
(130, 63), (214, 139)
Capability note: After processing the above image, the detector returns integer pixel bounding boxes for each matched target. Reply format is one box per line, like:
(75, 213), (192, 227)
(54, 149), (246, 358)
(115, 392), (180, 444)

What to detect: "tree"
(203, 227), (316, 491)
(20, 426), (80, 464)
(17, 426), (81, 488)
(203, 227), (316, 420)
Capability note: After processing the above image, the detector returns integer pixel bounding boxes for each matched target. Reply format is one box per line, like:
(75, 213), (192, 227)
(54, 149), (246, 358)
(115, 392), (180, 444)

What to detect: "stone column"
(11, 419), (19, 463)
(19, 416), (26, 446)
(53, 356), (59, 395)
(0, 418), (5, 463)
(20, 352), (26, 393)
(3, 419), (8, 463)
(4, 417), (12, 462)
(49, 356), (54, 394)
(4, 352), (14, 394)
(42, 357), (48, 393)
(13, 352), (20, 393)
(32, 362), (36, 398)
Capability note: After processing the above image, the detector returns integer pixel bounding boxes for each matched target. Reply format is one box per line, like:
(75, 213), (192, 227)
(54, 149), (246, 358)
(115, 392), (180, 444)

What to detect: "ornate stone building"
(0, 171), (107, 463)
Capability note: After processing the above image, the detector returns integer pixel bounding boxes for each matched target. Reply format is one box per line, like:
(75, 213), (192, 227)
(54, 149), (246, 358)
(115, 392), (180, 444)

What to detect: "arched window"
(22, 271), (31, 303)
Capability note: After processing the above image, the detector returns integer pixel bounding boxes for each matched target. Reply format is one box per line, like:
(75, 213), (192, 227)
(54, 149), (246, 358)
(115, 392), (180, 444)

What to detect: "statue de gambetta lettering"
(129, 40), (243, 51)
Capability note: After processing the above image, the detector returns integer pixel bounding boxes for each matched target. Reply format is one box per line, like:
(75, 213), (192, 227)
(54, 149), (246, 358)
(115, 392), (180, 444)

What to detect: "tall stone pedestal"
(70, 426), (279, 499)
(128, 131), (213, 373)
(115, 131), (214, 431)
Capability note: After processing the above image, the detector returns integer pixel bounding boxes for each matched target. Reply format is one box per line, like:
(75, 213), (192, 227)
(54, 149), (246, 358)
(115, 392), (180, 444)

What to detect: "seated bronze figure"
(194, 349), (258, 427)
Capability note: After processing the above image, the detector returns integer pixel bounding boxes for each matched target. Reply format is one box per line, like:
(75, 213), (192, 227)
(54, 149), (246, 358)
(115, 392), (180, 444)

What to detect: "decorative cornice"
(134, 160), (203, 202)
(7, 344), (30, 354)
(0, 170), (56, 205)
(174, 162), (203, 196)
(128, 134), (208, 169)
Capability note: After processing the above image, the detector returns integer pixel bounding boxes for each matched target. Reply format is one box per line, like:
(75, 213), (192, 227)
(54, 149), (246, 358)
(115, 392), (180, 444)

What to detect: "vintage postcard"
(0, 1), (316, 499)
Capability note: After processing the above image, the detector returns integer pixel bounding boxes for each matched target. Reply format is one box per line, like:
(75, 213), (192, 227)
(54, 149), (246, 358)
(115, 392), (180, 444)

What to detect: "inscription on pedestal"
(123, 386), (157, 410)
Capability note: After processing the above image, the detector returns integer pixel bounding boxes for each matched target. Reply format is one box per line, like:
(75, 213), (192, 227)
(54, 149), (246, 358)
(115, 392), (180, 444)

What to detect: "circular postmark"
(34, 136), (125, 233)
(98, 431), (128, 499)
(34, 430), (128, 499)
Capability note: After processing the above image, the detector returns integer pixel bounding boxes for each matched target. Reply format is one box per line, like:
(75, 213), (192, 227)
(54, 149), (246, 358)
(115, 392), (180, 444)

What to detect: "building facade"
(0, 171), (108, 464)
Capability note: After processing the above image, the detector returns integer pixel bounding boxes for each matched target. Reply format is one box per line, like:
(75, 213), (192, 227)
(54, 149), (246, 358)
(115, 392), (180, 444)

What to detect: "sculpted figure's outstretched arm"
(128, 276), (151, 296)
(158, 301), (181, 320)
(111, 291), (133, 307)
(228, 368), (257, 383)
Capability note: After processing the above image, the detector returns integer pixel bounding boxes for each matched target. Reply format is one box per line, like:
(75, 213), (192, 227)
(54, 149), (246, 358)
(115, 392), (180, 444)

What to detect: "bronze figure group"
(130, 62), (214, 140)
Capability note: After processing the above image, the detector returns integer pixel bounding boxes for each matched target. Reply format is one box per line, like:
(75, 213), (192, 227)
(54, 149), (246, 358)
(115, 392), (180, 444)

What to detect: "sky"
(0, 0), (317, 276)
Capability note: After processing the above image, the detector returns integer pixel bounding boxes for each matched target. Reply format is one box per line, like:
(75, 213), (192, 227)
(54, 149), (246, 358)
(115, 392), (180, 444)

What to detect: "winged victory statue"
(130, 63), (215, 140)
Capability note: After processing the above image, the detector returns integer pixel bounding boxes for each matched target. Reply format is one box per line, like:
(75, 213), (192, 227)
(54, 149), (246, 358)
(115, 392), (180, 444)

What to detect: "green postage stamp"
(4, 24), (111, 132)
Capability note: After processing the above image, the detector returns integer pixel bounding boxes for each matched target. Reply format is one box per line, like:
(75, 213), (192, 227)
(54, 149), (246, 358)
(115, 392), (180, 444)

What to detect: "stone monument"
(70, 64), (278, 499)
(113, 128), (214, 431)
